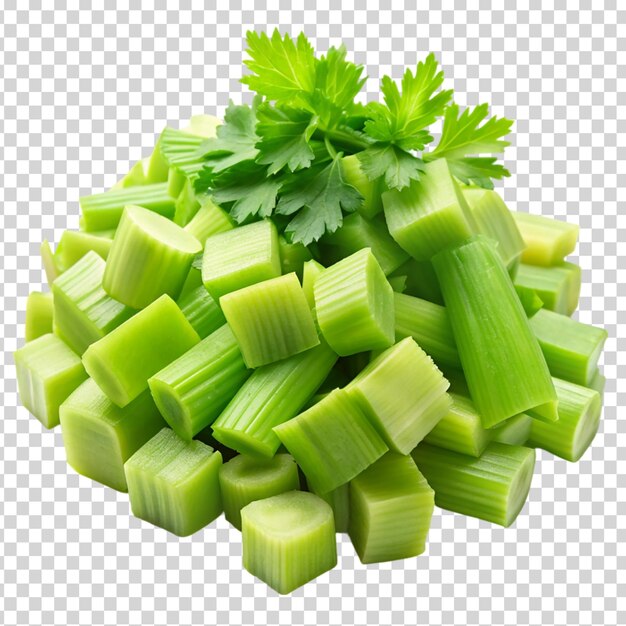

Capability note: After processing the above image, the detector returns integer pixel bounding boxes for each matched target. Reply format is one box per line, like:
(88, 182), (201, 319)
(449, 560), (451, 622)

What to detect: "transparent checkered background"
(1, 1), (624, 625)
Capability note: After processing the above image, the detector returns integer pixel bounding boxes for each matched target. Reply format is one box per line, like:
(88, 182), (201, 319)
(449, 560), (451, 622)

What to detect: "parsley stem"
(324, 136), (337, 159)
(314, 127), (370, 153)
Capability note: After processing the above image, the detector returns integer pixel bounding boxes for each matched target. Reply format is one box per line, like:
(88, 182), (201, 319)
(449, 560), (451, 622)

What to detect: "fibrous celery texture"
(490, 413), (532, 446)
(183, 197), (234, 244)
(278, 236), (312, 279)
(302, 259), (325, 309)
(25, 291), (54, 342)
(307, 481), (350, 533)
(392, 258), (444, 304)
(177, 285), (226, 339)
(54, 230), (113, 272)
(341, 154), (384, 219)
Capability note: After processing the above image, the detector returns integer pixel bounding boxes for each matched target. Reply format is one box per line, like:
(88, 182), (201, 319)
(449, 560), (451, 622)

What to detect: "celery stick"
(393, 258), (444, 304)
(177, 285), (226, 338)
(54, 230), (113, 272)
(60, 379), (166, 491)
(212, 342), (338, 458)
(168, 161), (207, 197)
(125, 428), (222, 536)
(588, 368), (606, 397)
(274, 388), (388, 494)
(149, 324), (251, 440)
(79, 182), (176, 231)
(307, 480), (350, 533)
(83, 295), (200, 407)
(432, 236), (557, 427)
(314, 248), (394, 356)
(112, 158), (148, 189)
(41, 240), (59, 285)
(158, 127), (207, 168)
(241, 491), (337, 594)
(221, 273), (319, 368)
(219, 453), (300, 530)
(341, 154), (384, 219)
(387, 275), (407, 293)
(194, 426), (238, 462)
(146, 129), (172, 183)
(491, 413), (532, 446)
(173, 178), (203, 226)
(181, 114), (221, 138)
(52, 251), (134, 355)
(15, 334), (87, 429)
(413, 442), (536, 527)
(349, 453), (434, 563)
(25, 291), (54, 342)
(183, 197), (234, 244)
(302, 259), (325, 308)
(514, 284), (544, 318)
(179, 265), (203, 300)
(278, 236), (312, 279)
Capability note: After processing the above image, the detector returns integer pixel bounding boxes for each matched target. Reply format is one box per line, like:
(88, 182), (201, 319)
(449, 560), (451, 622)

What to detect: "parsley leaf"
(357, 144), (425, 191)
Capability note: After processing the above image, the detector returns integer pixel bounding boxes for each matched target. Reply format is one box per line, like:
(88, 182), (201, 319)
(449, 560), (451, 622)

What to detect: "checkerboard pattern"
(1, 1), (624, 625)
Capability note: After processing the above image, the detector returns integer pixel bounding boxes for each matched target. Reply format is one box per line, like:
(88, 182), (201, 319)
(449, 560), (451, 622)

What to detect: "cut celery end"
(125, 428), (222, 536)
(346, 337), (451, 455)
(382, 159), (476, 261)
(413, 442), (536, 527)
(41, 239), (60, 285)
(491, 413), (533, 446)
(54, 230), (113, 272)
(83, 295), (200, 407)
(392, 258), (444, 305)
(168, 161), (206, 197)
(307, 480), (350, 533)
(60, 379), (166, 491)
(388, 275), (407, 293)
(278, 236), (312, 279)
(181, 114), (221, 138)
(341, 154), (384, 219)
(15, 334), (87, 429)
(221, 273), (319, 368)
(314, 248), (395, 356)
(201, 219), (282, 300)
(349, 453), (434, 564)
(173, 178), (202, 226)
(148, 324), (250, 440)
(514, 284), (544, 318)
(274, 388), (388, 494)
(25, 291), (54, 342)
(219, 453), (300, 530)
(179, 265), (203, 300)
(588, 368), (606, 397)
(146, 129), (172, 183)
(177, 285), (226, 339)
(183, 197), (234, 245)
(157, 126), (207, 168)
(302, 259), (325, 309)
(241, 491), (337, 594)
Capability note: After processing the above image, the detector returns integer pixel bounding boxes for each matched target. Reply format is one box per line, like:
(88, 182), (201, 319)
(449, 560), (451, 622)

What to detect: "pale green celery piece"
(382, 159), (476, 261)
(148, 324), (250, 440)
(529, 308), (607, 386)
(314, 248), (394, 356)
(527, 378), (602, 462)
(113, 158), (148, 189)
(25, 291), (54, 342)
(413, 442), (536, 527)
(83, 295), (200, 408)
(491, 413), (532, 446)
(432, 236), (558, 428)
(307, 481), (350, 533)
(278, 236), (312, 279)
(168, 161), (207, 197)
(514, 262), (582, 316)
(181, 114), (221, 138)
(391, 258), (444, 305)
(588, 368), (606, 397)
(41, 240), (60, 285)
(179, 265), (203, 300)
(54, 230), (113, 272)
(219, 453), (300, 530)
(183, 197), (234, 245)
(173, 178), (203, 226)
(201, 219), (281, 300)
(52, 251), (134, 355)
(241, 491), (337, 594)
(221, 273), (319, 368)
(423, 392), (492, 457)
(512, 211), (579, 266)
(177, 285), (226, 338)
(125, 428), (222, 536)
(320, 213), (409, 276)
(212, 341), (338, 458)
(341, 154), (384, 219)
(15, 334), (87, 429)
(302, 259), (325, 309)
(514, 284), (544, 318)
(274, 388), (388, 494)
(60, 379), (166, 491)
(146, 128), (172, 183)
(349, 452), (434, 564)
(387, 275), (407, 293)
(103, 205), (202, 309)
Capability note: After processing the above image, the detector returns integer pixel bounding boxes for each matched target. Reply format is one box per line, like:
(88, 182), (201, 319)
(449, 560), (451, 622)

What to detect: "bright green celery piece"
(387, 275), (407, 293)
(588, 368), (606, 397)
(529, 308), (607, 386)
(412, 442), (536, 527)
(221, 273), (319, 368)
(79, 182), (176, 231)
(514, 284), (544, 318)
(346, 337), (451, 455)
(54, 230), (113, 272)
(25, 291), (54, 342)
(179, 265), (203, 300)
(83, 295), (200, 407)
(168, 161), (207, 197)
(514, 262), (582, 316)
(183, 197), (234, 245)
(41, 240), (60, 285)
(181, 114), (221, 138)
(15, 334), (87, 429)
(423, 392), (491, 457)
(177, 285), (226, 339)
(273, 388), (388, 494)
(212, 341), (338, 458)
(173, 178), (203, 226)
(103, 205), (202, 309)
(341, 154), (384, 219)
(393, 258), (444, 304)
(527, 378), (602, 462)
(307, 480), (350, 533)
(219, 453), (300, 530)
(513, 211), (579, 266)
(146, 130), (172, 183)
(60, 379), (166, 491)
(52, 251), (134, 355)
(201, 219), (281, 301)
(241, 491), (337, 594)
(491, 413), (532, 446)
(432, 236), (558, 428)
(125, 427), (222, 536)
(349, 452), (434, 564)
(320, 213), (409, 276)
(278, 236), (312, 279)
(314, 248), (394, 356)
(157, 128), (208, 197)
(382, 159), (476, 262)
(148, 324), (251, 440)
(302, 259), (325, 308)
(463, 187), (526, 268)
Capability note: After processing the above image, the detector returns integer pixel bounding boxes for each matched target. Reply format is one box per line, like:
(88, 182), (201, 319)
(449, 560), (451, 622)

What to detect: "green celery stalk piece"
(349, 452), (434, 564)
(221, 273), (319, 368)
(158, 127), (207, 168)
(179, 265), (203, 300)
(278, 236), (313, 279)
(588, 368), (606, 397)
(146, 129), (172, 183)
(15, 333), (87, 429)
(173, 178), (203, 226)
(177, 285), (226, 339)
(25, 291), (54, 342)
(387, 275), (407, 293)
(125, 428), (223, 536)
(219, 453), (300, 530)
(41, 239), (60, 285)
(82, 294), (200, 407)
(60, 379), (166, 491)
(341, 154), (384, 219)
(168, 161), (207, 197)
(514, 284), (544, 318)
(54, 230), (113, 272)
(183, 197), (234, 245)
(241, 491), (337, 594)
(181, 114), (221, 138)
(413, 442), (536, 527)
(306, 480), (350, 533)
(391, 258), (444, 305)
(112, 158), (148, 189)
(490, 413), (533, 446)
(302, 259), (325, 309)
